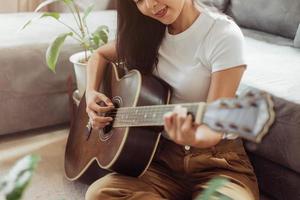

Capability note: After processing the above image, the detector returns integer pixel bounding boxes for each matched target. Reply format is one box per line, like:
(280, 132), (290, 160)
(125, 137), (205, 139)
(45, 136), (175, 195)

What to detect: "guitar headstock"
(203, 89), (275, 143)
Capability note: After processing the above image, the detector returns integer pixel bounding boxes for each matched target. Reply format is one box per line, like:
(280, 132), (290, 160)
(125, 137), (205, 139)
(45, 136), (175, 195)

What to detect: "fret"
(111, 103), (200, 127)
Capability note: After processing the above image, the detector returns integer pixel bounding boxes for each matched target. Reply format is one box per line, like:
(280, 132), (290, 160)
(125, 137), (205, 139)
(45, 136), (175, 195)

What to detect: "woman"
(85, 0), (259, 199)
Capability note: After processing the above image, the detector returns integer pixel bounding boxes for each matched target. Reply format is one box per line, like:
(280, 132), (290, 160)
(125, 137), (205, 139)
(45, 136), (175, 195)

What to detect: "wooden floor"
(0, 124), (88, 200)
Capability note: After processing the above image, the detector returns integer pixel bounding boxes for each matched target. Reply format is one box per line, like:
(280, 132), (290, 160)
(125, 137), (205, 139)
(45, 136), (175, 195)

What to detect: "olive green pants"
(86, 138), (259, 200)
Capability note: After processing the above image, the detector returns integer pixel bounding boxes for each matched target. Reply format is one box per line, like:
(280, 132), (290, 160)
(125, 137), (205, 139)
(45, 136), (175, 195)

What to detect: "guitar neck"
(108, 91), (275, 143)
(111, 103), (206, 128)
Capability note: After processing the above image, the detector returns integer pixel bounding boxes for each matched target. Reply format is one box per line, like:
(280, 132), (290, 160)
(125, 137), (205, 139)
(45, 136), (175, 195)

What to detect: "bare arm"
(85, 40), (117, 129)
(194, 65), (246, 148)
(164, 65), (246, 148)
(86, 40), (117, 92)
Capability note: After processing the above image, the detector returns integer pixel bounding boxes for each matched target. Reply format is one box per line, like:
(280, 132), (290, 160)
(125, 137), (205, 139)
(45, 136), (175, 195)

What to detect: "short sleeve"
(207, 20), (247, 73)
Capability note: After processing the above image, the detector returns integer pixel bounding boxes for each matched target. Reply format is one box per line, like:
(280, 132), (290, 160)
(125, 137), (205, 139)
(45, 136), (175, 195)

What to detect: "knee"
(85, 174), (131, 200)
(85, 189), (101, 200)
(85, 177), (112, 200)
(85, 180), (102, 200)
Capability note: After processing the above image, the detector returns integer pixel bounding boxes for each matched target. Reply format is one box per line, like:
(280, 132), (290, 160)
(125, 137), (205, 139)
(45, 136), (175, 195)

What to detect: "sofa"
(220, 0), (300, 199)
(0, 10), (117, 135)
(1, 0), (300, 199)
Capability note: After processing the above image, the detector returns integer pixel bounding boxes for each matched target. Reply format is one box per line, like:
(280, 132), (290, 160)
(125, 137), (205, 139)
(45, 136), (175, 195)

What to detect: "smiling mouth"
(154, 6), (168, 18)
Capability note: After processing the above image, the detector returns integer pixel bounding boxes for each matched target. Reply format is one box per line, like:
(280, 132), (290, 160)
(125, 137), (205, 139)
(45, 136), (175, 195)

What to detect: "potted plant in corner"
(21, 0), (109, 98)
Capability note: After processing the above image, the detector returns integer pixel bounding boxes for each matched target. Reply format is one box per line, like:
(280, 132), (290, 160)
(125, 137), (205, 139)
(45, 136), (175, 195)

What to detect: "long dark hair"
(116, 0), (166, 74)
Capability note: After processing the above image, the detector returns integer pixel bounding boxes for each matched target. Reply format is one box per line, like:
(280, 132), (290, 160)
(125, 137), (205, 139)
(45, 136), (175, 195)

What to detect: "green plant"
(196, 177), (232, 200)
(0, 155), (40, 200)
(21, 0), (109, 73)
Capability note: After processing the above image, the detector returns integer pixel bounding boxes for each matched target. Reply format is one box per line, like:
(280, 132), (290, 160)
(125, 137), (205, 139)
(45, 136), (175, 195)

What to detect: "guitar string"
(95, 97), (260, 116)
(91, 99), (260, 124)
(95, 105), (198, 115)
(92, 107), (197, 124)
(100, 108), (195, 115)
(94, 103), (199, 113)
(99, 108), (198, 117)
(101, 109), (198, 124)
(92, 102), (252, 122)
(110, 105), (255, 116)
(92, 96), (260, 116)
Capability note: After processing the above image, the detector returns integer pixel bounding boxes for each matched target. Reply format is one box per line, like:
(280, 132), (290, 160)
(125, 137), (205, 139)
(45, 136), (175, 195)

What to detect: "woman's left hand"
(163, 105), (223, 148)
(163, 105), (199, 146)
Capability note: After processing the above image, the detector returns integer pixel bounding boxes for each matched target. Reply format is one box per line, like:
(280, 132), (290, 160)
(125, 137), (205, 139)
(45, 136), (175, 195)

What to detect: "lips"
(154, 6), (168, 18)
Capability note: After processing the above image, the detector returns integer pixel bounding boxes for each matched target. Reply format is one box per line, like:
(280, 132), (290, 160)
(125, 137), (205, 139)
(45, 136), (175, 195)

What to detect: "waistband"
(159, 137), (245, 155)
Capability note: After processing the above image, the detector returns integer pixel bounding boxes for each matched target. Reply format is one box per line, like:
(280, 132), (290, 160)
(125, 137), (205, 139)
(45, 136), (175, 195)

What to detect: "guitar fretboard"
(110, 103), (202, 127)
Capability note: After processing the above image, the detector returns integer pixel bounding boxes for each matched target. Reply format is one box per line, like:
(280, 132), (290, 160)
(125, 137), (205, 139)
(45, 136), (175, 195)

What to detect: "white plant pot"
(69, 51), (91, 98)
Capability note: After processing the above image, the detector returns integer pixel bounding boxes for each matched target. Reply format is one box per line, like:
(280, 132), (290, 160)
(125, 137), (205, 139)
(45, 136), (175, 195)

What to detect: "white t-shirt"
(153, 9), (246, 104)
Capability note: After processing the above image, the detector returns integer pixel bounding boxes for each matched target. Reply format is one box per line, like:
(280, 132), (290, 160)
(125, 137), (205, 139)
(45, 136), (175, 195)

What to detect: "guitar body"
(65, 63), (275, 182)
(64, 63), (171, 181)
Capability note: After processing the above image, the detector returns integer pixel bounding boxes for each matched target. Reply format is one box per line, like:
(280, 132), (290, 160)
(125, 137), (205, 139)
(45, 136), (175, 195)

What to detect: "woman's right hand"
(85, 90), (115, 129)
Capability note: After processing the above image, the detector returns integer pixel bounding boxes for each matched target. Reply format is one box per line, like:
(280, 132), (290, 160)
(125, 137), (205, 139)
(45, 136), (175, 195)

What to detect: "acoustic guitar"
(64, 62), (275, 182)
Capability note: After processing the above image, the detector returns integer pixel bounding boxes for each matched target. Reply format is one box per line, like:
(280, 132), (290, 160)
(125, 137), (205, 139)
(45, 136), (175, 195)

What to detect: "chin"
(160, 20), (172, 25)
(159, 16), (177, 25)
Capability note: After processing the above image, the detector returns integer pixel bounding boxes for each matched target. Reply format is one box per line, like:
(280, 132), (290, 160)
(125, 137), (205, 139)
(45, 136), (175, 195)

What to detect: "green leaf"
(197, 177), (231, 200)
(92, 25), (109, 47)
(83, 4), (94, 23)
(0, 155), (40, 200)
(19, 19), (33, 31)
(62, 0), (73, 4)
(40, 12), (60, 20)
(19, 12), (60, 32)
(34, 0), (60, 12)
(46, 32), (73, 73)
(92, 34), (100, 47)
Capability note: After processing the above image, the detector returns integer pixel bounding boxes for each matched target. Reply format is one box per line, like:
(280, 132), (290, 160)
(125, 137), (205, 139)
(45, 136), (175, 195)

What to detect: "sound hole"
(99, 130), (112, 141)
